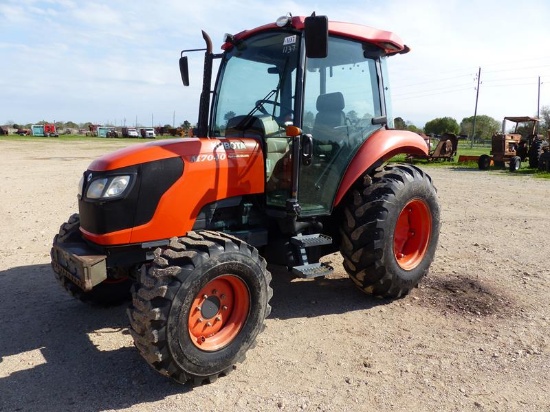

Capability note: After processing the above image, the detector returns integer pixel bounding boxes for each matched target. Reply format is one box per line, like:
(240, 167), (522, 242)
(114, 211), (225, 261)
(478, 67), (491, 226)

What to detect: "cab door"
(298, 36), (387, 215)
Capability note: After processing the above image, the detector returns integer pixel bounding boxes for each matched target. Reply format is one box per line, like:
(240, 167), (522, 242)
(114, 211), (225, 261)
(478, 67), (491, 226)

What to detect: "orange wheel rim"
(188, 275), (250, 351)
(394, 198), (432, 270)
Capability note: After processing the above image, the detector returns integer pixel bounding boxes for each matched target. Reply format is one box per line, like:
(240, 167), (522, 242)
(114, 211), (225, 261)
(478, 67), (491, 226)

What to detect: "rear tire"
(529, 139), (542, 168)
(340, 164), (440, 298)
(128, 231), (272, 385)
(478, 154), (491, 170)
(538, 151), (550, 172)
(51, 214), (132, 306)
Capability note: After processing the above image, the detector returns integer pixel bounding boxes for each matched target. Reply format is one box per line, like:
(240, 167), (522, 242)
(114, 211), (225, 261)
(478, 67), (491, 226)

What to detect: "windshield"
(211, 31), (300, 137)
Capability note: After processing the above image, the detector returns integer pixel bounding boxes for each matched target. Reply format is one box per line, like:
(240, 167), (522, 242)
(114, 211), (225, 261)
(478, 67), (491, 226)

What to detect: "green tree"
(224, 111), (236, 122)
(460, 115), (500, 140)
(539, 105), (549, 136)
(394, 117), (407, 130)
(424, 117), (460, 136)
(394, 117), (422, 133)
(347, 110), (359, 125)
(304, 111), (315, 129)
(406, 124), (423, 134)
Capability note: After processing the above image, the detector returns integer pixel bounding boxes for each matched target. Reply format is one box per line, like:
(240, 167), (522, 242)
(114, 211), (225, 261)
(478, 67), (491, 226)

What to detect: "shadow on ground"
(0, 262), (386, 411)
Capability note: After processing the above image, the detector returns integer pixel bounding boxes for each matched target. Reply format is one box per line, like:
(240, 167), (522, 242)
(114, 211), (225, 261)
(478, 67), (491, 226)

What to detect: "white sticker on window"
(283, 35), (297, 46)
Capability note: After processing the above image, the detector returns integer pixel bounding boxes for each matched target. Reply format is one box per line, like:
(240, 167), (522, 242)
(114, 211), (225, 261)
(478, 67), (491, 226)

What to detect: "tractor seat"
(312, 92), (346, 158)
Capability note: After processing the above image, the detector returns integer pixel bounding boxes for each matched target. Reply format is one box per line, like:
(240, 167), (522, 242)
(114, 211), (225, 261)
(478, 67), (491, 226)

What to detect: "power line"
(393, 85), (474, 100)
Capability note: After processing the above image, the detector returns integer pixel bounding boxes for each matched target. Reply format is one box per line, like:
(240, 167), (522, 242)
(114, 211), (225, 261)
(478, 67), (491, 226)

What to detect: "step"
(292, 262), (334, 279)
(290, 233), (332, 248)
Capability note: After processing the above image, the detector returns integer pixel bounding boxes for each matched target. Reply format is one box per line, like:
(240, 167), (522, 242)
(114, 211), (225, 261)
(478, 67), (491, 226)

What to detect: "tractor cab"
(181, 14), (406, 217)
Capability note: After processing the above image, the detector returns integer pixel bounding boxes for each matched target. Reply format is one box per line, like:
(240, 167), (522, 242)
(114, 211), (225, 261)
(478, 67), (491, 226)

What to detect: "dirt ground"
(0, 138), (549, 412)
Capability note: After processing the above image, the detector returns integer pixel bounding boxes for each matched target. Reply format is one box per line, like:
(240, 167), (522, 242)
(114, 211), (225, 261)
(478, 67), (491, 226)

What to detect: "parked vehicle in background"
(122, 127), (139, 138)
(32, 123), (58, 137)
(478, 116), (544, 171)
(140, 127), (156, 138)
(96, 126), (118, 138)
(15, 129), (31, 136)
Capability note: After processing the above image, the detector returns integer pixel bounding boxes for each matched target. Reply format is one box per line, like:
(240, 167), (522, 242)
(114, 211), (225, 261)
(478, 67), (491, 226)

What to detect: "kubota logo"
(214, 141), (246, 151)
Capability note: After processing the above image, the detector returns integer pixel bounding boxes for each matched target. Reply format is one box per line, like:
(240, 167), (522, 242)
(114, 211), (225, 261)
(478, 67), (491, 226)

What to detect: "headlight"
(86, 175), (132, 199)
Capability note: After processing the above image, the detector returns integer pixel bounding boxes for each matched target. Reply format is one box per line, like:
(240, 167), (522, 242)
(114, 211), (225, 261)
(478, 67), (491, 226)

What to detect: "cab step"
(292, 262), (334, 278)
(290, 234), (333, 278)
(290, 233), (332, 248)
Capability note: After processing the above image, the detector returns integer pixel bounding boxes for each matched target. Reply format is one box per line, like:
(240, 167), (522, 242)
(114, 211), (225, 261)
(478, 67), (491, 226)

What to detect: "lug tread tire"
(127, 231), (272, 385)
(340, 164), (440, 298)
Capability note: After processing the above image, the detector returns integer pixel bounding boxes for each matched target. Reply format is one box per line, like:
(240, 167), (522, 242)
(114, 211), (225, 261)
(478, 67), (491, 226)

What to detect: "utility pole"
(471, 67), (481, 149)
(537, 76), (541, 134)
(537, 76), (541, 118)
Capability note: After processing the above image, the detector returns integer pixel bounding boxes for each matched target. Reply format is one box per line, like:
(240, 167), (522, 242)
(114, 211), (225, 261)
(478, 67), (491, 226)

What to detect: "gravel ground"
(0, 138), (548, 412)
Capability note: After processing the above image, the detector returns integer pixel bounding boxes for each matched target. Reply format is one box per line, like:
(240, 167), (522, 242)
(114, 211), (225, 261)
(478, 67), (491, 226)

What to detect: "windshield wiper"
(234, 88), (278, 131)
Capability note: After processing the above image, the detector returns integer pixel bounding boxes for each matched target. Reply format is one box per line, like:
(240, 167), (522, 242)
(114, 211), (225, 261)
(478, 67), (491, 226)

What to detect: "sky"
(2, 0), (550, 129)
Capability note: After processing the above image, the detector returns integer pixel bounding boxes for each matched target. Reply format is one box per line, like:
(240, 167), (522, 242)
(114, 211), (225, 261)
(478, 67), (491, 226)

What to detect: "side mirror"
(179, 56), (189, 86)
(304, 14), (328, 59)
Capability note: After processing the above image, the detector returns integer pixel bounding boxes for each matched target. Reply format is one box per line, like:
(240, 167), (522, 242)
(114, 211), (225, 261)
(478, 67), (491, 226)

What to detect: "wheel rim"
(394, 198), (432, 270)
(188, 275), (250, 351)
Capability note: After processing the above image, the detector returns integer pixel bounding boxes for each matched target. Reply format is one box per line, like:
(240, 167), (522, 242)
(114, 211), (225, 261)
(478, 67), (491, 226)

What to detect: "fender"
(333, 129), (428, 207)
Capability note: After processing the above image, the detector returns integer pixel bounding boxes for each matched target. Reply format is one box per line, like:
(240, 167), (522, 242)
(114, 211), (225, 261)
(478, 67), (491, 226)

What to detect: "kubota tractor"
(51, 14), (440, 385)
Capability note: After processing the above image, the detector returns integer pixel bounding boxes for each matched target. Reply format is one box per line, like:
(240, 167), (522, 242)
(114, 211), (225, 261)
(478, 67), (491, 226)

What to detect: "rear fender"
(334, 129), (428, 206)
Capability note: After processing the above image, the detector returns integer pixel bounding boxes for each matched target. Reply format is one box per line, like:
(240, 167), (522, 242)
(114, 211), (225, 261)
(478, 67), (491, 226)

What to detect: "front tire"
(478, 154), (491, 170)
(128, 231), (272, 385)
(509, 156), (521, 172)
(340, 164), (440, 298)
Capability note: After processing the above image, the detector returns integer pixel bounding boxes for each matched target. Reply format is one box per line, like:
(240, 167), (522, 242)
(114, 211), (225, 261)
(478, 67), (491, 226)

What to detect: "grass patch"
(391, 141), (550, 178)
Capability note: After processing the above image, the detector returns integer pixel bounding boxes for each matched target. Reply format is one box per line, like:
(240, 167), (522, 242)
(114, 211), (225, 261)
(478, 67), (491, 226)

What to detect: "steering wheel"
(255, 99), (293, 124)
(255, 99), (281, 115)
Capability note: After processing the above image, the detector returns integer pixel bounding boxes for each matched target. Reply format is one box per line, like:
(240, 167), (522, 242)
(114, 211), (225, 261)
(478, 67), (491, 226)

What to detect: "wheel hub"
(394, 198), (431, 270)
(200, 295), (221, 319)
(188, 275), (250, 351)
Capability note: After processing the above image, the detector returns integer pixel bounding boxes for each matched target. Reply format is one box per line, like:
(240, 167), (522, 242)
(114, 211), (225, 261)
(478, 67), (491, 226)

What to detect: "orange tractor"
(51, 14), (440, 385)
(478, 116), (543, 171)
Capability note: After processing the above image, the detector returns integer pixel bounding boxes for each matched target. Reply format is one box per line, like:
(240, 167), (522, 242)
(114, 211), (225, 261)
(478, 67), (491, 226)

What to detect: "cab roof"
(504, 116), (539, 123)
(224, 15), (408, 55)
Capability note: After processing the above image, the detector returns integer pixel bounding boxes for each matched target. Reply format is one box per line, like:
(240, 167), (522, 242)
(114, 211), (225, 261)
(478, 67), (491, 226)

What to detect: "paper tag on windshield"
(283, 35), (297, 45)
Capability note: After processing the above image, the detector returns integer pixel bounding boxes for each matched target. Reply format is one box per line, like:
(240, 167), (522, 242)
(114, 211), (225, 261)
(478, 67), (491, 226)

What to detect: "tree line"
(394, 106), (550, 140)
